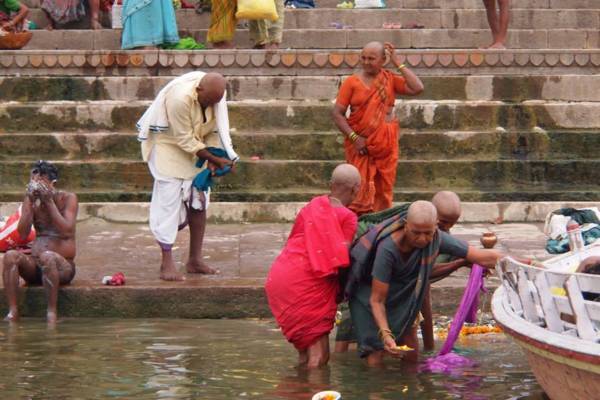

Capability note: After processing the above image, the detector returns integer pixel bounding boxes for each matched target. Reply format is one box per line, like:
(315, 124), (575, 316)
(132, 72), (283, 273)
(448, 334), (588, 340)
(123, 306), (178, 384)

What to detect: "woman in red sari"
(332, 41), (424, 215)
(265, 164), (361, 368)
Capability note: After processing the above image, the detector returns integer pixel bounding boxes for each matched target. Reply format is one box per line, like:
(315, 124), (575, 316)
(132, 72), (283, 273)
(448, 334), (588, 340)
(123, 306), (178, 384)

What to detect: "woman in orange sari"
(332, 41), (424, 215)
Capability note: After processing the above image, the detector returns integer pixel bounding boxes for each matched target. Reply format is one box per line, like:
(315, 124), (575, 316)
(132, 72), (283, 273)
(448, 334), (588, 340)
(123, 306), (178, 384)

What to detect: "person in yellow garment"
(207, 0), (285, 49)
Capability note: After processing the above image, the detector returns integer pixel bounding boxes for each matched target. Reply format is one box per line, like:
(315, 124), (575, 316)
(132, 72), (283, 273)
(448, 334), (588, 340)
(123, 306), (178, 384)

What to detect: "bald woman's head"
(330, 163), (361, 207)
(407, 200), (438, 226)
(431, 191), (462, 232)
(197, 72), (227, 108)
(362, 41), (385, 57)
(361, 41), (386, 76)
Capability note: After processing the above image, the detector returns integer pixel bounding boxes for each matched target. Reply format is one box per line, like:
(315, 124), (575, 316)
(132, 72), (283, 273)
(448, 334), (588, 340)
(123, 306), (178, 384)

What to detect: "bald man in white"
(138, 71), (238, 281)
(347, 200), (503, 366)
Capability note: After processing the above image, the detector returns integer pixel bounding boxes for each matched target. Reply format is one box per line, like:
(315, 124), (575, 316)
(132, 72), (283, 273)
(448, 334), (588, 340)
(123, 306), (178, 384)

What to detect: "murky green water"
(0, 319), (543, 399)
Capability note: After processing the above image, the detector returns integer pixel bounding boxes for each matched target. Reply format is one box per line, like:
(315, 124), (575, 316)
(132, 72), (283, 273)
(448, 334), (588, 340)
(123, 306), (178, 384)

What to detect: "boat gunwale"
(492, 286), (600, 364)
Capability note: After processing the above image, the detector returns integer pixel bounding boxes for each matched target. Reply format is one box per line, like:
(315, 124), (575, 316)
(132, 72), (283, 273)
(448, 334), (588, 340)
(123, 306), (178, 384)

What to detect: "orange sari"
(336, 69), (407, 215)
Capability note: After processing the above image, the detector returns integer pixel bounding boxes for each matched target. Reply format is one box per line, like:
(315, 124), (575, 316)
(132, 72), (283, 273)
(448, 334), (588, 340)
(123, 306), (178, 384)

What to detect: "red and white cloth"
(0, 205), (36, 252)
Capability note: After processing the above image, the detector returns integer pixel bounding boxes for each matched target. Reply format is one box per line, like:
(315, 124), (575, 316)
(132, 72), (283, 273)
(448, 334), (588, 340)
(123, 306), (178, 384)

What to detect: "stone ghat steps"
(2, 49), (598, 76)
(23, 28), (599, 50)
(3, 130), (600, 161)
(2, 75), (600, 102)
(19, 0), (596, 9)
(0, 159), (598, 195)
(1, 100), (599, 133)
(20, 0), (598, 9)
(25, 8), (600, 31)
(315, 0), (598, 7)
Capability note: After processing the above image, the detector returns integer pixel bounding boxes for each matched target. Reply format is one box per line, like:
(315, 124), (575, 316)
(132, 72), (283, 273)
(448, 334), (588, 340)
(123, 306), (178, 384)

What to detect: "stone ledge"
(2, 49), (599, 77)
(20, 29), (598, 50)
(2, 201), (599, 223)
(0, 284), (494, 318)
(3, 75), (600, 102)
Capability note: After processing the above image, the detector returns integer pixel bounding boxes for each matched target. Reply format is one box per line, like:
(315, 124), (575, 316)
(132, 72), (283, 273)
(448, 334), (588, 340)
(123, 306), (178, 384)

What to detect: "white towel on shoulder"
(136, 71), (239, 161)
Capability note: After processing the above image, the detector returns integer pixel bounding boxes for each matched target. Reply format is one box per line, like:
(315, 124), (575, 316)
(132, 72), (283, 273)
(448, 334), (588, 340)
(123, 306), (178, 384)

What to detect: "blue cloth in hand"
(192, 147), (232, 192)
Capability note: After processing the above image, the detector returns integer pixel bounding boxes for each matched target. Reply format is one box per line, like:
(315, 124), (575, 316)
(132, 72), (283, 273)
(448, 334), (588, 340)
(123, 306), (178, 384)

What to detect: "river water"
(0, 318), (543, 399)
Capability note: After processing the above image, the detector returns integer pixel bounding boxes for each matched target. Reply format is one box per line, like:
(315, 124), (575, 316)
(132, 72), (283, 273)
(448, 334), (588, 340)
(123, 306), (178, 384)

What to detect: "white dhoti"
(148, 151), (210, 250)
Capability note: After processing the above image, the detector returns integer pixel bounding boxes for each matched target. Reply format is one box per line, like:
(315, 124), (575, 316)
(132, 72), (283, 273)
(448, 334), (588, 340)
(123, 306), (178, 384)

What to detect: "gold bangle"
(397, 64), (406, 70)
(348, 132), (358, 142)
(378, 328), (395, 340)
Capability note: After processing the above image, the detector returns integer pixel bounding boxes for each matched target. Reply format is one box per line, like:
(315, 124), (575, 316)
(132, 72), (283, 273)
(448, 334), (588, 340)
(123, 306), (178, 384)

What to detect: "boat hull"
(493, 287), (600, 400)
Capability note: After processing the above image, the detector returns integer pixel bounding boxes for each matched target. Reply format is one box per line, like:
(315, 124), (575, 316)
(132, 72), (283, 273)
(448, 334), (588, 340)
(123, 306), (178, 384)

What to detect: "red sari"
(265, 195), (357, 350)
(336, 70), (409, 215)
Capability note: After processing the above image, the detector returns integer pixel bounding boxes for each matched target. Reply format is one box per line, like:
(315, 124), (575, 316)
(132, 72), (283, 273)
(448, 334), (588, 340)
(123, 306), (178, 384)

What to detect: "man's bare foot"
(160, 259), (186, 281)
(186, 260), (219, 274)
(487, 42), (506, 49)
(90, 19), (102, 30)
(4, 311), (18, 322)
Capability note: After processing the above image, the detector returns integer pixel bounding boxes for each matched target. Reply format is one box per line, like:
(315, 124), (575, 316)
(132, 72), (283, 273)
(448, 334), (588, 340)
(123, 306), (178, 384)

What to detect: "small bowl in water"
(312, 391), (341, 400)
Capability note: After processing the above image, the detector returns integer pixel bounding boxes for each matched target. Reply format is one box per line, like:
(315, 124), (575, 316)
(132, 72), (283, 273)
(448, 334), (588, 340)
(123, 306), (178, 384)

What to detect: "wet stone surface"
(0, 219), (548, 289)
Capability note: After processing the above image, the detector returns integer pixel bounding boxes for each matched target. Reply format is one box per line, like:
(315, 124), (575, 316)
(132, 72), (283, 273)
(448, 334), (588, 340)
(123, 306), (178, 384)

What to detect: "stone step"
(1, 100), (599, 133)
(0, 159), (598, 196)
(3, 130), (600, 161)
(25, 8), (600, 30)
(2, 49), (598, 77)
(2, 186), (600, 203)
(4, 200), (599, 224)
(22, 28), (599, 50)
(316, 0), (598, 8)
(20, 0), (599, 10)
(2, 75), (600, 102)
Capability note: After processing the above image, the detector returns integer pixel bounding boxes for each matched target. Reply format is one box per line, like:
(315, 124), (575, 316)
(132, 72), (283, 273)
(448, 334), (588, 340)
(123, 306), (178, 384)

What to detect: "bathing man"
(3, 160), (78, 324)
(138, 71), (238, 281)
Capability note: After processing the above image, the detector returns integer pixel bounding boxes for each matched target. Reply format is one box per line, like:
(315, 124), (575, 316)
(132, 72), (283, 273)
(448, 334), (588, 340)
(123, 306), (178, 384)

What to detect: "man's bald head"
(197, 72), (227, 107)
(331, 163), (361, 189)
(431, 190), (462, 222)
(407, 201), (438, 226)
(362, 41), (385, 57)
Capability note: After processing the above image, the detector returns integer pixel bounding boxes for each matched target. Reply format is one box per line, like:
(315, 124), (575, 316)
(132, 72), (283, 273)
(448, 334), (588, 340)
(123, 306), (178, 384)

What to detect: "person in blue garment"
(121, 0), (179, 50)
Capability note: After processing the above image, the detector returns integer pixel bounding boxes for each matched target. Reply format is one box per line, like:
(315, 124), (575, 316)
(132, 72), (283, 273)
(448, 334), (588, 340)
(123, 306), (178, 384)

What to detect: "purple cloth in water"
(439, 264), (485, 355)
(422, 352), (476, 374)
(421, 264), (485, 374)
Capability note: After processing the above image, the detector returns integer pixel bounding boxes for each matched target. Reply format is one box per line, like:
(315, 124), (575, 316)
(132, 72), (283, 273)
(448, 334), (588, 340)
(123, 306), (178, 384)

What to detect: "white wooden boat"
(492, 244), (600, 400)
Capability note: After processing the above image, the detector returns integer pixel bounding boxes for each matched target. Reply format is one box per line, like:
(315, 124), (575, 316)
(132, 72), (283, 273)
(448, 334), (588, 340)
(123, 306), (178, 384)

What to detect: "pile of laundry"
(544, 207), (600, 254)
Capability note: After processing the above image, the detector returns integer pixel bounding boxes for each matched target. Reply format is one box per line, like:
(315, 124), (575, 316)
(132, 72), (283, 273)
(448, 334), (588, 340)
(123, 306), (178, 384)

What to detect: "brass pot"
(480, 232), (498, 249)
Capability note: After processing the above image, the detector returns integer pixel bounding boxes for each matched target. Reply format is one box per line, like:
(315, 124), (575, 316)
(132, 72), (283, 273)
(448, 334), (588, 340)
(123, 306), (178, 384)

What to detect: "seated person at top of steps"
(207, 0), (285, 49)
(137, 71), (238, 281)
(3, 161), (78, 325)
(41, 0), (101, 30)
(482, 0), (510, 49)
(332, 41), (424, 216)
(0, 0), (28, 32)
(121, 0), (179, 49)
(265, 163), (361, 369)
(346, 201), (503, 366)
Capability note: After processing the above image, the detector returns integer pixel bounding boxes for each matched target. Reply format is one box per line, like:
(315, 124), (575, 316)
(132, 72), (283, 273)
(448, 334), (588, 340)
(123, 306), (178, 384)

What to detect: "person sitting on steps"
(2, 161), (78, 326)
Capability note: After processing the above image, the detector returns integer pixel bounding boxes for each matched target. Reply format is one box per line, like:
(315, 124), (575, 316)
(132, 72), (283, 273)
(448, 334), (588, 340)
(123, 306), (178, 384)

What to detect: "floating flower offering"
(437, 324), (502, 339)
